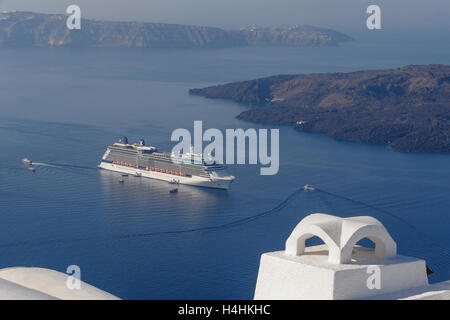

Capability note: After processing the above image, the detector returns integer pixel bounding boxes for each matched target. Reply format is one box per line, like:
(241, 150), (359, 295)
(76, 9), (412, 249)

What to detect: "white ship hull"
(98, 162), (233, 190)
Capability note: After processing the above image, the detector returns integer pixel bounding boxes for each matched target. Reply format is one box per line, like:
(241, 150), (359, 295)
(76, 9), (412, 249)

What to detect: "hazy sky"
(1, 0), (449, 31)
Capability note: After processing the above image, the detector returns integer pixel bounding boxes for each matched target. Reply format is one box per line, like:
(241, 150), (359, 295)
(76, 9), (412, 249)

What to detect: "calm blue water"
(0, 33), (450, 299)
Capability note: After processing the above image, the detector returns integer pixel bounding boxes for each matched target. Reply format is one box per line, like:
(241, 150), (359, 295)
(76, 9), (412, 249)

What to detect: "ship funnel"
(139, 139), (145, 146)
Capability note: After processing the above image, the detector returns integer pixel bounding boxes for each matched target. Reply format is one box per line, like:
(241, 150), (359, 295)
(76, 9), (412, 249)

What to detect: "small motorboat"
(28, 167), (36, 173)
(121, 174), (129, 177)
(304, 183), (315, 191)
(168, 179), (179, 185)
(22, 158), (32, 165)
(134, 172), (142, 177)
(170, 188), (178, 194)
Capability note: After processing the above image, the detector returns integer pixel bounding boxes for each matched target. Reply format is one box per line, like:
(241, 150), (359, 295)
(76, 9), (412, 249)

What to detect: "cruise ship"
(98, 137), (235, 190)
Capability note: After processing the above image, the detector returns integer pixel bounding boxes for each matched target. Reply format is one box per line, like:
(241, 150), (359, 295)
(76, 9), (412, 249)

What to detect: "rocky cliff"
(190, 65), (450, 153)
(0, 11), (353, 48)
(235, 24), (354, 47)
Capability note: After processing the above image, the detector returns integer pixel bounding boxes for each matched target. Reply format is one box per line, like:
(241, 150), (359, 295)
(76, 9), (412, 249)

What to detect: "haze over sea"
(0, 30), (449, 299)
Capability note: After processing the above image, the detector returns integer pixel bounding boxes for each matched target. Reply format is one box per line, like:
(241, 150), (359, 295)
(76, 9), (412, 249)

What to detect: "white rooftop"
(0, 267), (119, 300)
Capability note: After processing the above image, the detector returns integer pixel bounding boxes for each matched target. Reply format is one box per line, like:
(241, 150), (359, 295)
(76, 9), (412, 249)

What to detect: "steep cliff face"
(190, 65), (450, 153)
(0, 11), (246, 48)
(235, 24), (354, 47)
(0, 11), (353, 48)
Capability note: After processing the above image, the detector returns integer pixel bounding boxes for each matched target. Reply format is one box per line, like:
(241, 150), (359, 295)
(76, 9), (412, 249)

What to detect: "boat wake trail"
(112, 186), (304, 240)
(0, 186), (305, 249)
(33, 162), (96, 171)
(314, 188), (420, 234)
(32, 162), (58, 168)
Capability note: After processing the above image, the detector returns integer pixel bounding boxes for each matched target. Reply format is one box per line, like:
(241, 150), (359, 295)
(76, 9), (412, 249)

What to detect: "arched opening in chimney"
(351, 237), (383, 262)
(303, 236), (329, 259)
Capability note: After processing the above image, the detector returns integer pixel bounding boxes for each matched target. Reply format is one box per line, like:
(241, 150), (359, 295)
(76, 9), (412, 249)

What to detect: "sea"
(0, 30), (449, 299)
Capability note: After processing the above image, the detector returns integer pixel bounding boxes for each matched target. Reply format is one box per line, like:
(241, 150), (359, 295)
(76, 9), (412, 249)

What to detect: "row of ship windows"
(112, 161), (192, 177)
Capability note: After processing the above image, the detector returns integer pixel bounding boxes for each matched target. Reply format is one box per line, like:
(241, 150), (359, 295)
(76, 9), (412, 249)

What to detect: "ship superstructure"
(99, 137), (235, 190)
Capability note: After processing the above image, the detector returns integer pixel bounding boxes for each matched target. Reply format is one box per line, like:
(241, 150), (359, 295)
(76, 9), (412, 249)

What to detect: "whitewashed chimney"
(254, 213), (431, 300)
